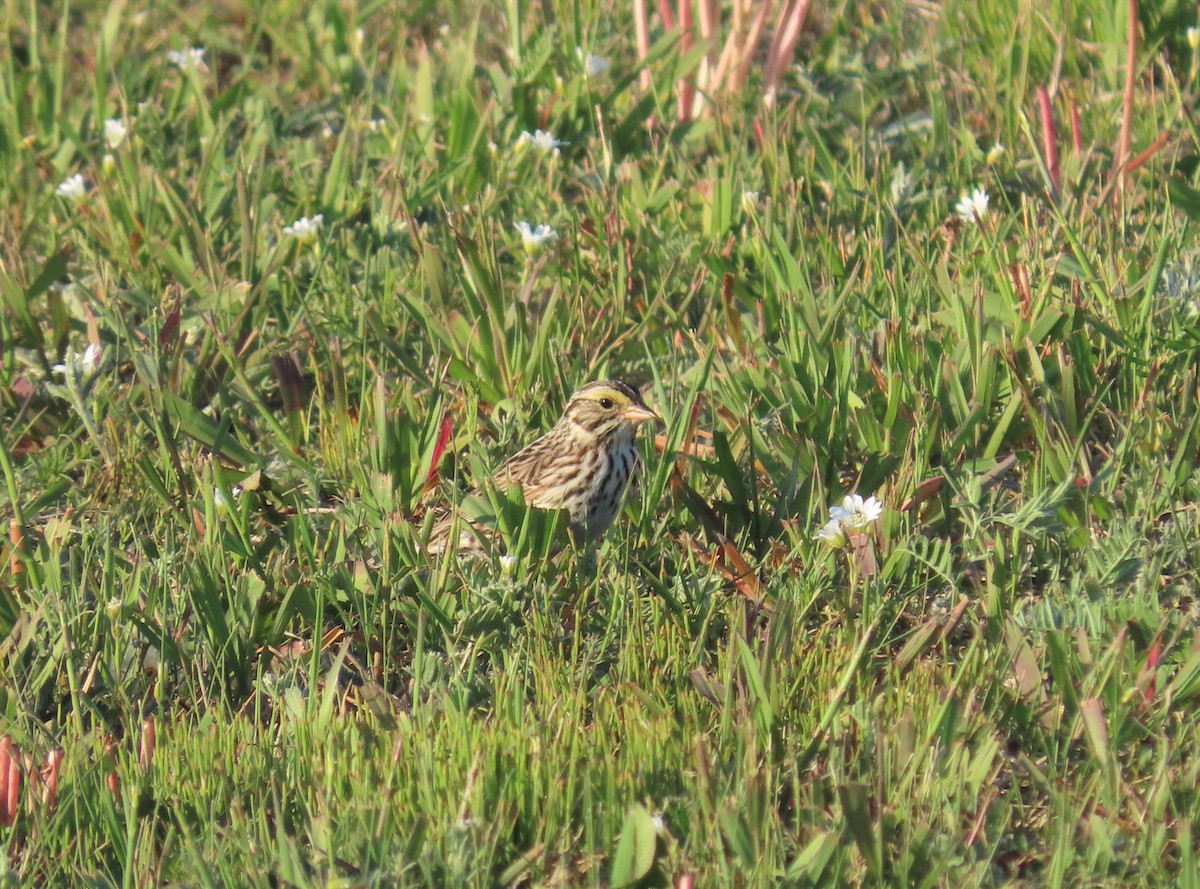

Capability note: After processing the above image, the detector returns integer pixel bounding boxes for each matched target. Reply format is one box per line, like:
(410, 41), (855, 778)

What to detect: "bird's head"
(561, 380), (659, 442)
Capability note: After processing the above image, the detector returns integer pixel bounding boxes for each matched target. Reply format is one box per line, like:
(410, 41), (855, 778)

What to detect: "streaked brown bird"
(428, 380), (660, 553)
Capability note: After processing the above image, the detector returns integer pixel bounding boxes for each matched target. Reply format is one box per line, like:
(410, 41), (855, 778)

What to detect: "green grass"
(3, 0), (1200, 885)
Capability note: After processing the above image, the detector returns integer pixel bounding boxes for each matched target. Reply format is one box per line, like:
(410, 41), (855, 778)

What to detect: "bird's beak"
(624, 402), (660, 425)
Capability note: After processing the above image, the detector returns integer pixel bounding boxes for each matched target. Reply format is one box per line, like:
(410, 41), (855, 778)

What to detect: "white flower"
(55, 173), (88, 203)
(105, 597), (123, 620)
(167, 46), (207, 72)
(889, 162), (914, 204)
(830, 494), (884, 530)
(985, 143), (1005, 165)
(498, 555), (517, 574)
(577, 49), (610, 77)
(815, 518), (847, 548)
(52, 342), (103, 378)
(1189, 27), (1200, 50)
(81, 342), (102, 374)
(741, 190), (760, 215)
(515, 221), (556, 254)
(283, 214), (324, 245)
(364, 117), (387, 133)
(954, 187), (990, 224)
(517, 129), (567, 155)
(103, 118), (128, 150)
(213, 488), (229, 510)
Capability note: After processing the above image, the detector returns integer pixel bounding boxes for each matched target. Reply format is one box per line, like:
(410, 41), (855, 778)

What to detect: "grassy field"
(3, 0), (1200, 884)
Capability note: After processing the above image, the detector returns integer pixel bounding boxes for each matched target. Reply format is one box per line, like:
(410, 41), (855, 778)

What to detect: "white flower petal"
(815, 518), (846, 547)
(103, 118), (128, 150)
(517, 129), (566, 155)
(515, 221), (556, 254)
(578, 50), (609, 77)
(283, 214), (324, 245)
(167, 46), (207, 72)
(955, 186), (990, 224)
(55, 174), (88, 203)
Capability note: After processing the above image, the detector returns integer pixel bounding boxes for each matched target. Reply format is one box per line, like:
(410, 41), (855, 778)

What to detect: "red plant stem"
(1069, 97), (1083, 153)
(764, 0), (812, 105)
(140, 716), (156, 773)
(1126, 131), (1169, 174)
(634, 0), (652, 92)
(0, 738), (19, 826)
(1113, 0), (1138, 188)
(1037, 87), (1060, 197)
(659, 0), (675, 29)
(677, 0), (694, 122)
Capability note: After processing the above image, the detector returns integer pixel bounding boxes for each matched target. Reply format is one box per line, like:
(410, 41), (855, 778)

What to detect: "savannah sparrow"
(428, 380), (659, 552)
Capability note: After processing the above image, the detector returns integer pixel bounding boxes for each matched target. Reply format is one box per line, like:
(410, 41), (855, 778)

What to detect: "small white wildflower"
(55, 173), (88, 203)
(741, 190), (760, 215)
(283, 214), (324, 245)
(105, 597), (123, 620)
(815, 518), (847, 548)
(516, 129), (567, 155)
(889, 162), (913, 204)
(498, 555), (517, 574)
(103, 118), (128, 150)
(954, 187), (990, 224)
(81, 342), (102, 374)
(830, 494), (884, 530)
(213, 488), (229, 511)
(166, 46), (207, 72)
(1189, 27), (1200, 50)
(49, 280), (87, 301)
(577, 49), (610, 77)
(364, 117), (387, 133)
(52, 342), (103, 378)
(985, 143), (1005, 166)
(651, 813), (666, 835)
(515, 221), (556, 255)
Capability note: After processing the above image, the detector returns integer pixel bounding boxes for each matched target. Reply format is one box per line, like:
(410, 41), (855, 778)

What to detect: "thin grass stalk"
(711, 0), (747, 91)
(1069, 96), (1083, 153)
(659, 0), (675, 29)
(1112, 0), (1137, 191)
(1126, 131), (1169, 175)
(763, 0), (811, 107)
(729, 0), (773, 97)
(1037, 86), (1060, 198)
(677, 0), (695, 122)
(634, 0), (652, 91)
(695, 0), (719, 118)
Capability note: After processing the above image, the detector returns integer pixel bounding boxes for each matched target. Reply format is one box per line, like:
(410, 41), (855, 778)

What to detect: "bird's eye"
(599, 397), (614, 410)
